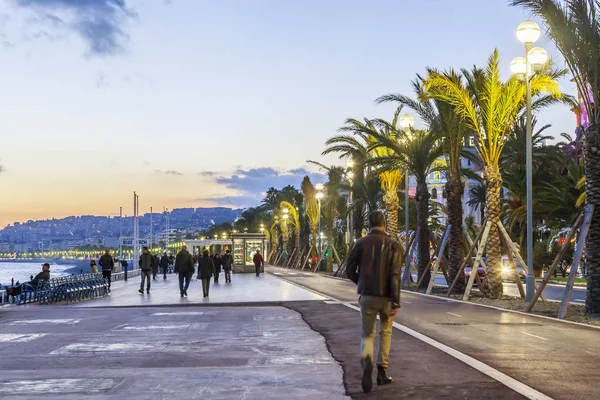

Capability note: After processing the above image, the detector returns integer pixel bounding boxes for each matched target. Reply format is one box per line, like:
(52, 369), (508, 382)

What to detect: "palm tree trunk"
(484, 165), (503, 299)
(585, 124), (600, 314)
(416, 177), (431, 289)
(446, 176), (465, 293)
(384, 189), (400, 241)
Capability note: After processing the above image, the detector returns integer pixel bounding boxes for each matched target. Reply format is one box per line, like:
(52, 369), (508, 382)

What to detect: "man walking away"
(346, 210), (402, 394)
(160, 252), (170, 279)
(253, 250), (264, 277)
(198, 250), (215, 297)
(213, 253), (222, 283)
(222, 250), (233, 283)
(99, 249), (114, 292)
(175, 245), (194, 297)
(139, 247), (153, 294)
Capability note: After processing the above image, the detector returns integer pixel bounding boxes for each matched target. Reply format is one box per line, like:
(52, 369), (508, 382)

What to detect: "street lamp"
(316, 187), (324, 254)
(512, 20), (548, 303)
(346, 156), (355, 247)
(399, 113), (414, 279)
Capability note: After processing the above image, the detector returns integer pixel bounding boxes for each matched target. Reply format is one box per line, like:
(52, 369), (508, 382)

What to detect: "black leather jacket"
(345, 228), (402, 308)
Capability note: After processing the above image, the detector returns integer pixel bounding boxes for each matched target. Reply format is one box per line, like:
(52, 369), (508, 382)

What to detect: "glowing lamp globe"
(517, 20), (541, 44)
(316, 192), (324, 200)
(315, 183), (324, 191)
(346, 157), (355, 168)
(528, 47), (549, 71)
(399, 114), (414, 130)
(510, 57), (527, 80)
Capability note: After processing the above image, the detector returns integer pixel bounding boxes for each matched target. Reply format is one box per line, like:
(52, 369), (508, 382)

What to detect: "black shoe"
(377, 365), (393, 385)
(139, 289), (144, 294)
(181, 293), (184, 298)
(362, 358), (373, 393)
(184, 291), (187, 297)
(146, 290), (150, 294)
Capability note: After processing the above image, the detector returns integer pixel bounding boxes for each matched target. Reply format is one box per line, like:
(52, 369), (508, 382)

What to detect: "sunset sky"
(0, 0), (576, 227)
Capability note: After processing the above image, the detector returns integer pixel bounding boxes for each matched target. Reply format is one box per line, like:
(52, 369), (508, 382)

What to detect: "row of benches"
(14, 273), (110, 305)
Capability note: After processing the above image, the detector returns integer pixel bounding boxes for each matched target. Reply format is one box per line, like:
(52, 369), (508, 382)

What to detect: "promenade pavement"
(270, 266), (600, 400)
(0, 269), (581, 399)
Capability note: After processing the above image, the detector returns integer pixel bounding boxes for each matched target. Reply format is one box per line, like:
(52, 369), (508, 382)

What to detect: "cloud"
(155, 169), (183, 176)
(198, 167), (326, 208)
(96, 72), (109, 88)
(13, 0), (136, 56)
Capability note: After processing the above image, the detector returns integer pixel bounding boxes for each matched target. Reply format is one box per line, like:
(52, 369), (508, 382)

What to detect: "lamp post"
(346, 157), (355, 247)
(511, 20), (548, 302)
(316, 183), (324, 255)
(399, 113), (414, 277)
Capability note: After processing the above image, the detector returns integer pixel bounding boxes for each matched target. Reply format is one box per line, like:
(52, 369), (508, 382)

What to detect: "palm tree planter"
(424, 49), (565, 298)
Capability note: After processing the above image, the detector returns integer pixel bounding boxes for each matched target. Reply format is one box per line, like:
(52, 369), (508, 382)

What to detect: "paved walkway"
(269, 266), (600, 400)
(71, 272), (325, 307)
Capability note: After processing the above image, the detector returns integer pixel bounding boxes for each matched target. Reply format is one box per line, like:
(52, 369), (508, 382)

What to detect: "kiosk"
(231, 233), (268, 273)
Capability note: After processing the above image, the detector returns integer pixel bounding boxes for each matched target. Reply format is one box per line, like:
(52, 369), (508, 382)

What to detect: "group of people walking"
(137, 245), (262, 298)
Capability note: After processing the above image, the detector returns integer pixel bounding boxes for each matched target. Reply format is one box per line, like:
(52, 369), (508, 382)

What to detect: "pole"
(405, 171), (410, 276)
(317, 198), (321, 255)
(525, 41), (534, 303)
(119, 206), (123, 260)
(150, 206), (153, 251)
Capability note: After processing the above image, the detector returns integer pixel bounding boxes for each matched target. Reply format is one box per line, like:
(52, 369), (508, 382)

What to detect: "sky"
(0, 0), (577, 227)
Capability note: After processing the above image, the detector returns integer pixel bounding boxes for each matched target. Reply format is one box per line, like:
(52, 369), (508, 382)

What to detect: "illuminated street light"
(315, 183), (324, 191)
(516, 20), (541, 44)
(513, 20), (546, 303)
(399, 113), (414, 130)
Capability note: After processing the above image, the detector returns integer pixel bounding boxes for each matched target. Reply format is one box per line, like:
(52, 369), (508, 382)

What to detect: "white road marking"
(119, 324), (191, 330)
(522, 332), (548, 341)
(9, 319), (80, 325)
(403, 301), (412, 304)
(574, 299), (586, 303)
(0, 379), (117, 394)
(152, 312), (204, 316)
(51, 343), (158, 355)
(324, 300), (342, 304)
(447, 312), (462, 318)
(0, 334), (47, 343)
(341, 302), (553, 400)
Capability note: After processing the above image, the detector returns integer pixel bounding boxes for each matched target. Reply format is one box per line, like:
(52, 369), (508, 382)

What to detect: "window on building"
(431, 188), (438, 199)
(433, 171), (441, 181)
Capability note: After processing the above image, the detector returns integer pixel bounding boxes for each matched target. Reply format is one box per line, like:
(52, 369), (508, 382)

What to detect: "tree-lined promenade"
(221, 1), (600, 317)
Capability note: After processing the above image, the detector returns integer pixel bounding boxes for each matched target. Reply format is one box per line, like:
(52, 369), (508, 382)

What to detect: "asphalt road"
(270, 266), (600, 400)
(420, 274), (587, 303)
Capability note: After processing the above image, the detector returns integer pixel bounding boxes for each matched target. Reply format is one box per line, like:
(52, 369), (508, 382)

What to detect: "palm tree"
(338, 112), (404, 240)
(280, 200), (300, 254)
(424, 49), (565, 298)
(377, 74), (468, 292)
(262, 187), (281, 210)
(301, 176), (319, 257)
(512, 0), (600, 313)
(369, 129), (444, 288)
(320, 133), (372, 240)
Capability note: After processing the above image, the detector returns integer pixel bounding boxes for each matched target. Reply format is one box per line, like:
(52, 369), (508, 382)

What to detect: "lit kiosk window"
(231, 232), (268, 273)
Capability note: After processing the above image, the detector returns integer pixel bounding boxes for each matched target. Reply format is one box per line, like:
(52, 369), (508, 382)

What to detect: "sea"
(0, 261), (74, 286)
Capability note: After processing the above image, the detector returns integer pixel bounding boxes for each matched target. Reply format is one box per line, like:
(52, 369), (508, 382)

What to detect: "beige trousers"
(359, 295), (394, 369)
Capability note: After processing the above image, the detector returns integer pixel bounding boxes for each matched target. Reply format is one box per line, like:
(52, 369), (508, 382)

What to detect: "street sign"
(120, 237), (150, 246)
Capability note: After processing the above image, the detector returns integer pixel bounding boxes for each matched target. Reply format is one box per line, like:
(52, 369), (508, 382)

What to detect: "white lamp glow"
(315, 183), (324, 191)
(510, 57), (527, 78)
(517, 20), (541, 44)
(528, 47), (549, 71)
(399, 114), (414, 130)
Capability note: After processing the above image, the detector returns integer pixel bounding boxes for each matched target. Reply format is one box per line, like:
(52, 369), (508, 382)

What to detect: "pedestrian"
(197, 250), (215, 297)
(253, 250), (264, 277)
(99, 249), (114, 292)
(160, 252), (170, 279)
(138, 247), (153, 294)
(90, 259), (99, 274)
(213, 253), (222, 284)
(221, 250), (233, 283)
(152, 253), (160, 280)
(174, 245), (194, 297)
(345, 210), (401, 393)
